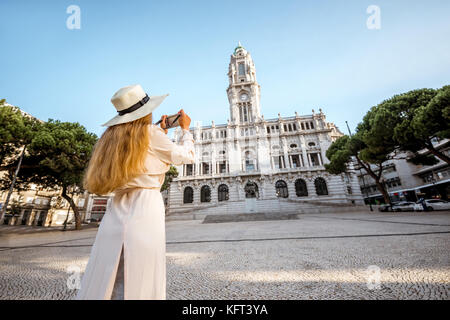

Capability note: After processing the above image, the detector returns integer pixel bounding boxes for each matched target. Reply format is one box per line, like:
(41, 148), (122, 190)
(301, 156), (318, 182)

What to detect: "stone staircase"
(166, 197), (369, 221)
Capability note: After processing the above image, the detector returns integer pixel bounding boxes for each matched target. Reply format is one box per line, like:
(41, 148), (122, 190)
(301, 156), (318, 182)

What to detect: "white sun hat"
(101, 84), (169, 127)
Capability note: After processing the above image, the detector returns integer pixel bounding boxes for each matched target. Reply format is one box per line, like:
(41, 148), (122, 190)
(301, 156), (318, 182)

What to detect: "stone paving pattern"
(0, 211), (449, 300)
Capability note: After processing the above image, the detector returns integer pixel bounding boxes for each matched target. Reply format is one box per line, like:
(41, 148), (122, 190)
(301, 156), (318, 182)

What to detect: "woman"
(76, 84), (195, 300)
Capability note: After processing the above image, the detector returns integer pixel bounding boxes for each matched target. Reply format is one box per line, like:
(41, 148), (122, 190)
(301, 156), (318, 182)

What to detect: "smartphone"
(165, 113), (181, 128)
(156, 113), (181, 128)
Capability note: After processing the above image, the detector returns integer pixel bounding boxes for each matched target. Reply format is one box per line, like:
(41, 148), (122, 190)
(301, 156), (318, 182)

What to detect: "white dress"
(76, 125), (194, 300)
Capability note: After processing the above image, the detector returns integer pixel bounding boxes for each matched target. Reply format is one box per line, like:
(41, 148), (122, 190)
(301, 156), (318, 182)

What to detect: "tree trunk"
(425, 142), (450, 165)
(61, 185), (82, 230)
(0, 145), (26, 225)
(355, 156), (391, 204)
(375, 181), (391, 204)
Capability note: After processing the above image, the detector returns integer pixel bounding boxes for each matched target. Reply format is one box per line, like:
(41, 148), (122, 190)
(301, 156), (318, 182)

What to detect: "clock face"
(240, 93), (249, 101)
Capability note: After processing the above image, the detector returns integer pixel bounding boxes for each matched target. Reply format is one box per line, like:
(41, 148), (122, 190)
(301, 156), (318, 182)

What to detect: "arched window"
(201, 185), (211, 202)
(218, 184), (229, 202)
(183, 187), (193, 204)
(245, 181), (259, 198)
(295, 179), (308, 197)
(275, 180), (289, 198)
(315, 177), (328, 195)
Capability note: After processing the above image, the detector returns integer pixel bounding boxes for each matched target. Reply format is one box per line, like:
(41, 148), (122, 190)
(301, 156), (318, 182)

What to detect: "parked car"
(378, 204), (393, 212)
(419, 199), (450, 211)
(391, 201), (416, 212)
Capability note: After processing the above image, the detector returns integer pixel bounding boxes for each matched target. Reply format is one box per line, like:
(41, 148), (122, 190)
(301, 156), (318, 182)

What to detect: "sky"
(1, 0), (449, 137)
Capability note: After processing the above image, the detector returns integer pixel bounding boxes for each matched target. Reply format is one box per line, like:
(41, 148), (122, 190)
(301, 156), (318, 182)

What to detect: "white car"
(421, 199), (450, 211)
(391, 201), (416, 212)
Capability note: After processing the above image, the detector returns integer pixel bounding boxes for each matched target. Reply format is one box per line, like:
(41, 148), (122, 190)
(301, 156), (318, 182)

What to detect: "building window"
(275, 180), (289, 198)
(245, 151), (256, 171)
(218, 161), (228, 173)
(201, 185), (211, 202)
(295, 179), (308, 197)
(310, 153), (320, 166)
(218, 184), (229, 201)
(185, 164), (193, 176)
(245, 160), (255, 171)
(301, 123), (305, 130)
(239, 105), (252, 122)
(291, 154), (301, 168)
(315, 177), (328, 196)
(201, 162), (210, 175)
(245, 181), (259, 198)
(183, 187), (193, 204)
(273, 155), (285, 169)
(238, 63), (245, 75)
(310, 122), (314, 129)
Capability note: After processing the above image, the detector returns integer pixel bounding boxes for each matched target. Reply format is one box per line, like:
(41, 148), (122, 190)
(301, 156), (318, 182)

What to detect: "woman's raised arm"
(150, 125), (195, 165)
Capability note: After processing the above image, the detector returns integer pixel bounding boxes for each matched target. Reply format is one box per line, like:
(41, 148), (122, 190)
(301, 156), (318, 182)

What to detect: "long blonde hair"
(83, 114), (152, 195)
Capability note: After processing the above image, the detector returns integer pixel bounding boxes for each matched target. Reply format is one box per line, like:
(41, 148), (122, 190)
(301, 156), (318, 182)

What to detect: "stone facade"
(0, 186), (89, 227)
(167, 44), (363, 218)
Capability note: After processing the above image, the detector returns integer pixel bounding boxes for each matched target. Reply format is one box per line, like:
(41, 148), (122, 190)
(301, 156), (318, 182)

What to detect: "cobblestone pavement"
(0, 211), (449, 300)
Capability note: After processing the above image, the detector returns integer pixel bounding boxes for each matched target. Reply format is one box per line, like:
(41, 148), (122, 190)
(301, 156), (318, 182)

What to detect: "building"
(357, 138), (450, 204)
(0, 102), (90, 227)
(166, 43), (363, 218)
(0, 185), (90, 227)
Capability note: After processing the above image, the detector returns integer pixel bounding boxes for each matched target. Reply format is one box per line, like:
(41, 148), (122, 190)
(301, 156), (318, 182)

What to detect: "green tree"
(0, 101), (40, 167)
(327, 102), (409, 204)
(16, 119), (97, 230)
(161, 165), (178, 192)
(0, 101), (41, 223)
(325, 133), (392, 204)
(374, 86), (450, 165)
(326, 85), (450, 204)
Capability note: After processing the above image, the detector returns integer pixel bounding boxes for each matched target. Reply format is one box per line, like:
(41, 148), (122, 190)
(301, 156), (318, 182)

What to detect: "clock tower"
(227, 42), (261, 124)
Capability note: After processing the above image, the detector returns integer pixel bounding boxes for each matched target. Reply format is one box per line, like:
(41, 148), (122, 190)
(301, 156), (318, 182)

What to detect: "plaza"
(0, 210), (449, 300)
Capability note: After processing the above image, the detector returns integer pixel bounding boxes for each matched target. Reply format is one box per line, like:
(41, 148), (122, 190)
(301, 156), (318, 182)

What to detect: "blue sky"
(1, 0), (449, 137)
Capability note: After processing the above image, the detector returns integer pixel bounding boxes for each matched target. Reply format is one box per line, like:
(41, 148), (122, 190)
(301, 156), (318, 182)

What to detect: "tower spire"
(234, 41), (244, 54)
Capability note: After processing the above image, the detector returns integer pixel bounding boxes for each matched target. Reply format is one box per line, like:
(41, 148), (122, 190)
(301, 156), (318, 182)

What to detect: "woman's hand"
(178, 109), (191, 130)
(159, 115), (168, 134)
